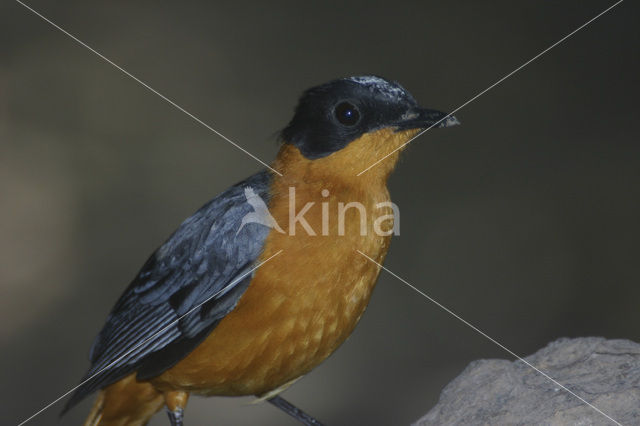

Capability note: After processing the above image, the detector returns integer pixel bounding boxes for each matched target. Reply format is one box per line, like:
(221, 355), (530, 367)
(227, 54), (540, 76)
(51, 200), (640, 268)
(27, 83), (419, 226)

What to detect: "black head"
(281, 75), (459, 159)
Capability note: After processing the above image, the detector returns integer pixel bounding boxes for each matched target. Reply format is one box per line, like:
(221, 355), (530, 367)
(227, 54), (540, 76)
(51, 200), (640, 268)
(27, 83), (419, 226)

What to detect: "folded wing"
(63, 170), (273, 413)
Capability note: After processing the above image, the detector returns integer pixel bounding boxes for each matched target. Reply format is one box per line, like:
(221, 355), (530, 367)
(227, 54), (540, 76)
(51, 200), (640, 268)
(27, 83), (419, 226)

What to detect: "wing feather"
(63, 170), (273, 414)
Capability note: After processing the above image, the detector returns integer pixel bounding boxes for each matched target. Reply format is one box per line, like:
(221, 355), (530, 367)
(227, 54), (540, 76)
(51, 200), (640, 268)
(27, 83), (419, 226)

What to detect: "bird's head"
(278, 75), (459, 179)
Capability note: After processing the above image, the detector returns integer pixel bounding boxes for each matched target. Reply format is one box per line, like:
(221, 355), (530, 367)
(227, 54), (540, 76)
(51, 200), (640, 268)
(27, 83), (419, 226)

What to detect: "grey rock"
(414, 337), (640, 426)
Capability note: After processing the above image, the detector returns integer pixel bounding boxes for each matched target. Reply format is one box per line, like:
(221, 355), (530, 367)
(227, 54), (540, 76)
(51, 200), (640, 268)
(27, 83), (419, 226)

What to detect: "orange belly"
(151, 237), (388, 396)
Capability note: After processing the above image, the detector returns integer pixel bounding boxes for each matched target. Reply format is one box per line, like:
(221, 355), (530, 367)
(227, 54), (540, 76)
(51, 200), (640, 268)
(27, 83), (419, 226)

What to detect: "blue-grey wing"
(63, 170), (273, 413)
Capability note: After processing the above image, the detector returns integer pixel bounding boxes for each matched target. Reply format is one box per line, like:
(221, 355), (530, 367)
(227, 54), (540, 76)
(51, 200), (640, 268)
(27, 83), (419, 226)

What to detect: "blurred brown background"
(2, 1), (639, 425)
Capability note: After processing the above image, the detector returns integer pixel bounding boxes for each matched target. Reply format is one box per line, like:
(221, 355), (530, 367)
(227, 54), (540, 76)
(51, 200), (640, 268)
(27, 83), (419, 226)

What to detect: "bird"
(63, 75), (459, 426)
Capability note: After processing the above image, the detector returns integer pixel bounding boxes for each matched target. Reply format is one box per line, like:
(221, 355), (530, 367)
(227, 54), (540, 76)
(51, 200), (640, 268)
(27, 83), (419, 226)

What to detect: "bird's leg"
(267, 395), (325, 426)
(166, 407), (183, 426)
(164, 390), (189, 426)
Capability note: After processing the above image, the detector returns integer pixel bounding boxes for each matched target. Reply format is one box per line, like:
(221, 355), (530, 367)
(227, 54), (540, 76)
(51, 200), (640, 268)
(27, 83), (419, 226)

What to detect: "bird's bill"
(394, 107), (460, 131)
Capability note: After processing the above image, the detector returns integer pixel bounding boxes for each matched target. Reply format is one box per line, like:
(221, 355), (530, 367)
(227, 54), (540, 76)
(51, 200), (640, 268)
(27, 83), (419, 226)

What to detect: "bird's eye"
(334, 102), (360, 126)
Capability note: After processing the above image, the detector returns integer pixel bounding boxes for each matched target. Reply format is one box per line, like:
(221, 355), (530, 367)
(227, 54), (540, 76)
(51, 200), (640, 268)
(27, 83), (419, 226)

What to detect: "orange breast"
(152, 131), (410, 396)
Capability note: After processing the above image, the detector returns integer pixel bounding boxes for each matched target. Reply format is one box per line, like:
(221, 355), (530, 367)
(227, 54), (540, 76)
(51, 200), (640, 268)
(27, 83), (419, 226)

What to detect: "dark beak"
(395, 107), (460, 131)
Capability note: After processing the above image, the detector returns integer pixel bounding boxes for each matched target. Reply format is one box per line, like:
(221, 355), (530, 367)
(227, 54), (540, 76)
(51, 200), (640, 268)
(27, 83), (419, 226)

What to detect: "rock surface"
(414, 337), (640, 426)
